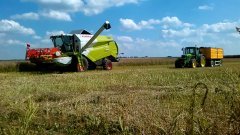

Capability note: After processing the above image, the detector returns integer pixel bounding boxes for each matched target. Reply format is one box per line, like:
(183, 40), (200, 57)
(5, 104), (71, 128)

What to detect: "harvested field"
(0, 58), (240, 134)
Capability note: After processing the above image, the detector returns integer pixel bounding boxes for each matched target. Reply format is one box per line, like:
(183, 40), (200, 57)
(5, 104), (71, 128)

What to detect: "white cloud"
(120, 18), (161, 30)
(120, 18), (141, 30)
(120, 17), (193, 30)
(0, 19), (35, 35)
(198, 5), (214, 10)
(162, 28), (196, 38)
(46, 30), (65, 36)
(22, 0), (84, 12)
(161, 16), (193, 29)
(117, 36), (134, 42)
(22, 0), (141, 16)
(41, 10), (72, 21)
(81, 0), (141, 15)
(201, 22), (236, 33)
(115, 35), (182, 57)
(11, 12), (39, 20)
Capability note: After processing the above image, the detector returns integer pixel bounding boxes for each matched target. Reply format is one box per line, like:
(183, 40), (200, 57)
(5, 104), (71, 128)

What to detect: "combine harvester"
(175, 46), (223, 68)
(26, 21), (119, 72)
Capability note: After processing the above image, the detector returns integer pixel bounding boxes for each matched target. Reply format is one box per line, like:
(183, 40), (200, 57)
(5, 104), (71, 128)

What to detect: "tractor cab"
(176, 46), (205, 68)
(182, 47), (200, 58)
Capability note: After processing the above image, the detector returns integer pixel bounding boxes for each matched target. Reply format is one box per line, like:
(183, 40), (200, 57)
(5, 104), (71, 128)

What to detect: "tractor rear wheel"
(190, 59), (197, 68)
(103, 59), (112, 70)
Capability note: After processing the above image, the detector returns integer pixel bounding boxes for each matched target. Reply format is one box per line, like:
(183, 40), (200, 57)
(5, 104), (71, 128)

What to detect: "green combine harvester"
(26, 21), (119, 71)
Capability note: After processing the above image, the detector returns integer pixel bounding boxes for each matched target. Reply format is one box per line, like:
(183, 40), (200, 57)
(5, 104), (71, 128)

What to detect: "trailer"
(200, 47), (223, 67)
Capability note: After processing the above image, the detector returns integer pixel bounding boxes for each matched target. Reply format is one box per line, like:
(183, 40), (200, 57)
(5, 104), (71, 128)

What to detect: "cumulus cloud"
(201, 22), (236, 33)
(161, 20), (238, 38)
(46, 30), (65, 36)
(21, 0), (142, 17)
(115, 35), (181, 57)
(21, 0), (84, 12)
(120, 17), (193, 30)
(198, 5), (214, 10)
(41, 10), (72, 21)
(162, 28), (196, 38)
(120, 18), (141, 30)
(0, 19), (35, 35)
(10, 12), (39, 20)
(117, 36), (134, 42)
(161, 16), (193, 29)
(81, 0), (140, 15)
(120, 18), (161, 30)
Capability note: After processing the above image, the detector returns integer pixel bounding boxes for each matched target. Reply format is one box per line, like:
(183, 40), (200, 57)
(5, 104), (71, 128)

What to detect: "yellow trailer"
(200, 47), (223, 67)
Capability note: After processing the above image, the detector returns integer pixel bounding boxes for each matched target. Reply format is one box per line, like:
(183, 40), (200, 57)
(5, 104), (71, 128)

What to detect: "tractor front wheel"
(190, 59), (197, 68)
(103, 59), (112, 70)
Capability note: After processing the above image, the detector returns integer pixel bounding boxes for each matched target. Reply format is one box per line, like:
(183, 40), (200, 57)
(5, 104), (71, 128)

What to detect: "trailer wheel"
(103, 59), (112, 70)
(211, 60), (214, 67)
(190, 59), (197, 68)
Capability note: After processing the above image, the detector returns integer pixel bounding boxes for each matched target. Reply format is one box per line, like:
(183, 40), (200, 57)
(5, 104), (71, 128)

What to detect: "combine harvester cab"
(175, 46), (223, 68)
(26, 21), (119, 72)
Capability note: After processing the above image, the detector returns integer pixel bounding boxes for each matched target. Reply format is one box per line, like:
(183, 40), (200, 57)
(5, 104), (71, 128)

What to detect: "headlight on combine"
(55, 51), (61, 57)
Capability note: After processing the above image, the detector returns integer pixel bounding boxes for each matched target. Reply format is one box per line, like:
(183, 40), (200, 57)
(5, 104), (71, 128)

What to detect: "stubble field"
(0, 58), (240, 134)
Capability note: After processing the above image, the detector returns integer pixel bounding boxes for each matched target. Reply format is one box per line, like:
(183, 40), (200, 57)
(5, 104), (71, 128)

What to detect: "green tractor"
(175, 47), (206, 68)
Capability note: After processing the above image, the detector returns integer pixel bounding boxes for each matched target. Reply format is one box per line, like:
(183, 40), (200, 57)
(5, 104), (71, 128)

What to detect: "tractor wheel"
(190, 59), (197, 68)
(200, 57), (206, 67)
(103, 59), (112, 70)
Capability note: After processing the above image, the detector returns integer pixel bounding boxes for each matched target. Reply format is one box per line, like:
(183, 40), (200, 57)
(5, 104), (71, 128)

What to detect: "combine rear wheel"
(103, 59), (112, 70)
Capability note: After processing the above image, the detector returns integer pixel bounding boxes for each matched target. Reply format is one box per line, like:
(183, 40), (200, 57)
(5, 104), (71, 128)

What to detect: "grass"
(0, 58), (239, 134)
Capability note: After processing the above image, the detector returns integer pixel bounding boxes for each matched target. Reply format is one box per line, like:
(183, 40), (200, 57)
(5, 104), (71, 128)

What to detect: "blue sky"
(0, 0), (240, 59)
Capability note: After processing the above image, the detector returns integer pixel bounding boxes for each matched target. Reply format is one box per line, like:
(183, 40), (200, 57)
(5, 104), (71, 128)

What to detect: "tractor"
(175, 47), (206, 68)
(175, 46), (223, 68)
(26, 21), (119, 72)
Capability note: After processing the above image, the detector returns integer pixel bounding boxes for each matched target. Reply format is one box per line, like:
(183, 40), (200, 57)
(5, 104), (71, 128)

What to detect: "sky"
(0, 0), (240, 59)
